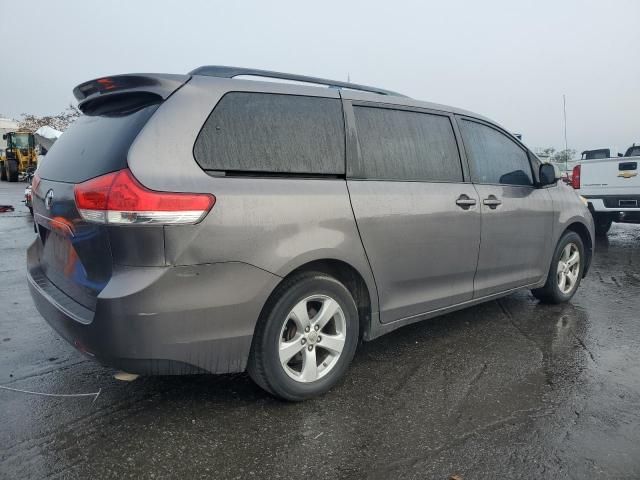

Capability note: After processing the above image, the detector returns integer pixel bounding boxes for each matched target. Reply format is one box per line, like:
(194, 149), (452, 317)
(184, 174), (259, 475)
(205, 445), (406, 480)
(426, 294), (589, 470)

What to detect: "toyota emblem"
(45, 189), (54, 210)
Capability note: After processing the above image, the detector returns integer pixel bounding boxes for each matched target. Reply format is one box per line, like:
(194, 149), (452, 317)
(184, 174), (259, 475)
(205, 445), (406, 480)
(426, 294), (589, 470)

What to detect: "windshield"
(9, 133), (31, 149)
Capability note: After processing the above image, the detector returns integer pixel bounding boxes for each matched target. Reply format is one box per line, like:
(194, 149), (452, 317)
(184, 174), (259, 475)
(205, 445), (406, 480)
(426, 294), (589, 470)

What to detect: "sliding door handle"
(483, 195), (502, 209)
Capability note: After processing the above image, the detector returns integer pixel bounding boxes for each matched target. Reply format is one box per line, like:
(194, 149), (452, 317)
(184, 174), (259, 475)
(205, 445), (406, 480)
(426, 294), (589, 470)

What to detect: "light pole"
(563, 94), (568, 171)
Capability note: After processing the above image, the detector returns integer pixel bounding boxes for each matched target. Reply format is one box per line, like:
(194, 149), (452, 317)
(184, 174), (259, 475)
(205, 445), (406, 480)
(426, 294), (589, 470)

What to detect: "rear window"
(193, 92), (345, 175)
(37, 105), (158, 183)
(583, 150), (609, 159)
(352, 106), (463, 182)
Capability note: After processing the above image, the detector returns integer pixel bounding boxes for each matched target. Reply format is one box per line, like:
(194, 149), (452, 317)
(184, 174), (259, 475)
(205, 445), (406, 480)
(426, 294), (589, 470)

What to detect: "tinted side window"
(194, 92), (345, 174)
(459, 120), (533, 186)
(353, 106), (462, 182)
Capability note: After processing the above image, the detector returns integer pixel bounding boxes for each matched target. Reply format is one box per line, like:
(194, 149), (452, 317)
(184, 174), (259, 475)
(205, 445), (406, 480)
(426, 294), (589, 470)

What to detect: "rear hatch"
(31, 74), (188, 310)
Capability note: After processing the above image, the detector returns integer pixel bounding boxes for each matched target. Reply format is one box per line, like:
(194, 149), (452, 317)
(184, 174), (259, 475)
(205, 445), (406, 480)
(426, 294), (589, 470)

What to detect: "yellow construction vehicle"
(1, 131), (37, 182)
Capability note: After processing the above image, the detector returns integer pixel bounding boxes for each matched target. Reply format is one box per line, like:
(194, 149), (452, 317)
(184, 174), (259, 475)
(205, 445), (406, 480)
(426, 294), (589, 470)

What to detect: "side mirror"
(2, 134), (6, 140)
(539, 163), (559, 186)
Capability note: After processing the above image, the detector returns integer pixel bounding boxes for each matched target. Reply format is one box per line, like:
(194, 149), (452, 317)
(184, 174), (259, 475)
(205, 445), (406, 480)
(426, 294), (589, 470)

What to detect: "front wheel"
(532, 231), (584, 304)
(248, 272), (359, 401)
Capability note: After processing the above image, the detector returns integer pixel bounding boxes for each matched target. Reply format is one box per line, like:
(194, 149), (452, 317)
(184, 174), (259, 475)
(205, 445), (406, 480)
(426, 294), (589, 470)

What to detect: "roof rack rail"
(188, 65), (407, 97)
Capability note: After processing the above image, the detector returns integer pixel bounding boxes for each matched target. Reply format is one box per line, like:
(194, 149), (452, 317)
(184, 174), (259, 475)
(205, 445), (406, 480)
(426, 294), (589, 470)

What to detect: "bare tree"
(551, 149), (577, 164)
(540, 147), (556, 157)
(17, 105), (81, 132)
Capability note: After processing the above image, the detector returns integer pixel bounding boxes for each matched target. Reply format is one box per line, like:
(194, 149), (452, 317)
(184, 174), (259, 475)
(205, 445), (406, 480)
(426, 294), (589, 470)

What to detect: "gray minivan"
(28, 67), (594, 400)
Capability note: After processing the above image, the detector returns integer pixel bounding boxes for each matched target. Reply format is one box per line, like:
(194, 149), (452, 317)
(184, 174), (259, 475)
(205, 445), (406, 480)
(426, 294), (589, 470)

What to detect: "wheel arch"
(265, 258), (377, 341)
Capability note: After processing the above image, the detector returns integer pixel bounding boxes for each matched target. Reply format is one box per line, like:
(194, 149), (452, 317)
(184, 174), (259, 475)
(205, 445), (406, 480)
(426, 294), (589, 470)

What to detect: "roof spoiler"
(73, 74), (189, 114)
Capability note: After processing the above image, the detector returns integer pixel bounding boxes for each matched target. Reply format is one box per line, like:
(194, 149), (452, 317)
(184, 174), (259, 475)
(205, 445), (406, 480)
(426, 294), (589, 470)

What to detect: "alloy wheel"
(278, 295), (347, 383)
(557, 242), (580, 294)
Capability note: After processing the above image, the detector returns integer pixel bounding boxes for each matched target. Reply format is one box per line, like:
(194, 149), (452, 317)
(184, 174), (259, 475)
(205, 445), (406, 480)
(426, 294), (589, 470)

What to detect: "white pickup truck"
(572, 143), (640, 235)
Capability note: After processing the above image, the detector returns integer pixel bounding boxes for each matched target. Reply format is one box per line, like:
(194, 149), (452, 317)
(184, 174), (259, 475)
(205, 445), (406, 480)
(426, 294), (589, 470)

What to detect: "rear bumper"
(27, 241), (281, 374)
(586, 198), (640, 223)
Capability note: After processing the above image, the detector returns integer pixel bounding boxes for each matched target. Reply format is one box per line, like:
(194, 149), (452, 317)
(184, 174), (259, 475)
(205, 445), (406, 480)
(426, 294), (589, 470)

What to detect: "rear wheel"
(593, 214), (612, 236)
(0, 161), (6, 181)
(248, 272), (359, 401)
(532, 231), (584, 304)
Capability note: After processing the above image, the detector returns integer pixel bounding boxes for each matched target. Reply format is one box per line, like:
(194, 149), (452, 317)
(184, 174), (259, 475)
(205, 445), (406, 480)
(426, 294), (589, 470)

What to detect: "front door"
(457, 117), (553, 298)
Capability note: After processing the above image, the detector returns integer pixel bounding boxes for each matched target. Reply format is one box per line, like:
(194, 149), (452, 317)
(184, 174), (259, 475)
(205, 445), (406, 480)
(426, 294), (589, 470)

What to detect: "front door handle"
(483, 195), (502, 209)
(455, 194), (477, 210)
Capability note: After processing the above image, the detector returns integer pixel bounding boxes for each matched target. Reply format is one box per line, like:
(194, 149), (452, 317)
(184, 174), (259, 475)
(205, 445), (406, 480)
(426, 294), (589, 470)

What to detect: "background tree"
(551, 148), (577, 164)
(540, 147), (556, 157)
(17, 105), (81, 132)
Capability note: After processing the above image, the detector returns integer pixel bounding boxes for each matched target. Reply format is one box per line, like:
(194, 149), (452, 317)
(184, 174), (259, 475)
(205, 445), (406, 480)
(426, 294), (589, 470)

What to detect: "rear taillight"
(74, 169), (215, 225)
(571, 164), (581, 189)
(31, 173), (41, 194)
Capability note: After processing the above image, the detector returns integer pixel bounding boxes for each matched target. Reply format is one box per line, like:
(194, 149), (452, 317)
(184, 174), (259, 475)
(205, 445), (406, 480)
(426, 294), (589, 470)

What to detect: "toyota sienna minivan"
(28, 66), (594, 400)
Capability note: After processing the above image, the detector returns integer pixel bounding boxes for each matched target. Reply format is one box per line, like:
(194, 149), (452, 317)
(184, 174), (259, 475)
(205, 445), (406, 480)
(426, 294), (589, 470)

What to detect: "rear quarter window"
(37, 105), (158, 183)
(193, 92), (345, 175)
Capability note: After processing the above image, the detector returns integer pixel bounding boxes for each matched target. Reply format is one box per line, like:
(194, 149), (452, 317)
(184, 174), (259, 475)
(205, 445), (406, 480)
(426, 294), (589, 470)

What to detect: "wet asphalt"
(0, 180), (639, 480)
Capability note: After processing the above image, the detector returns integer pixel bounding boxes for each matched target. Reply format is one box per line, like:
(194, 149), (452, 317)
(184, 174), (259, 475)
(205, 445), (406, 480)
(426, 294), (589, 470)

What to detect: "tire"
(0, 161), (6, 181)
(532, 231), (585, 304)
(7, 160), (19, 182)
(248, 272), (359, 401)
(593, 214), (612, 237)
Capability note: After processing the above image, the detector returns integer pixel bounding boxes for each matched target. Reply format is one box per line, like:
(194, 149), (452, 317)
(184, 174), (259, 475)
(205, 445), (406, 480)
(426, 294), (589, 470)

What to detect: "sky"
(1, 0), (638, 155)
